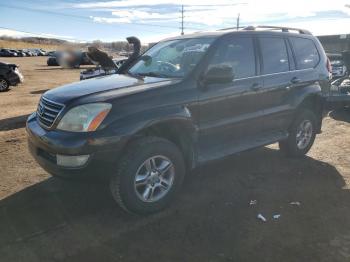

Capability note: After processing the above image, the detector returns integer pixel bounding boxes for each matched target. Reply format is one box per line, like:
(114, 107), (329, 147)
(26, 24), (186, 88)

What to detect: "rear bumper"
(26, 113), (127, 178)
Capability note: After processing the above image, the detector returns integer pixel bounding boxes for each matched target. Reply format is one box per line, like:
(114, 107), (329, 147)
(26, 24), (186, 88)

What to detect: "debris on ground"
(257, 213), (267, 222)
(290, 201), (301, 206)
(250, 200), (257, 205)
(273, 214), (281, 219)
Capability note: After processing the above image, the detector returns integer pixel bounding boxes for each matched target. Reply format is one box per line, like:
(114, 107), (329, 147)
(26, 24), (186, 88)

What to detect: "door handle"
(250, 83), (262, 91)
(290, 77), (301, 84)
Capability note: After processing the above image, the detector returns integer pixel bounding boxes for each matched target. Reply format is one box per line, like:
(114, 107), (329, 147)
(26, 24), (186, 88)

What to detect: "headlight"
(57, 103), (112, 132)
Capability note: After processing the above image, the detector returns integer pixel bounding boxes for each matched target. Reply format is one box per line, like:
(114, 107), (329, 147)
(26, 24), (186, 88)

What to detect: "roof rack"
(242, 25), (311, 35)
(217, 26), (246, 31)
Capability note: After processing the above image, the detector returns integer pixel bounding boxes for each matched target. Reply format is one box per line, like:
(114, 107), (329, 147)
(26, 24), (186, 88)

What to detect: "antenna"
(236, 13), (240, 30)
(180, 5), (184, 35)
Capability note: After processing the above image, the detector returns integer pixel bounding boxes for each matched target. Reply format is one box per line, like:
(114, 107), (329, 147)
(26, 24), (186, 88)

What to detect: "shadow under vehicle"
(1, 147), (350, 261)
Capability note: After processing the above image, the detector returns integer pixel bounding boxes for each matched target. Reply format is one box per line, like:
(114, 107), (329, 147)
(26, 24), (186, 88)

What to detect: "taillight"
(326, 57), (332, 73)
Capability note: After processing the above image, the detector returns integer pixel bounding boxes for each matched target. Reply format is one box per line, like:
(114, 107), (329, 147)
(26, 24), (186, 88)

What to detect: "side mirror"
(202, 64), (234, 85)
(140, 55), (152, 62)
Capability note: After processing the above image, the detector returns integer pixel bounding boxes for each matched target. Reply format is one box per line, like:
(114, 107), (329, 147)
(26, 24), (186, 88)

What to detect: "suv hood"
(43, 73), (177, 104)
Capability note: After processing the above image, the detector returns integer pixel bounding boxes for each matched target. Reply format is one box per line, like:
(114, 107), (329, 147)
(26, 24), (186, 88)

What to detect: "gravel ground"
(0, 57), (350, 262)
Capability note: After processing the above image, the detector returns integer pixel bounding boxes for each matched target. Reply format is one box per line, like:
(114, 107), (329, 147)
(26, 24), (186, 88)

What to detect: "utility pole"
(236, 13), (240, 30)
(180, 5), (184, 35)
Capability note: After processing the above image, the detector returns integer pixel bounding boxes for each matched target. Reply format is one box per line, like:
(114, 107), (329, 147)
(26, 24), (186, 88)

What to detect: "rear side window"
(260, 37), (289, 74)
(208, 37), (256, 79)
(290, 37), (320, 69)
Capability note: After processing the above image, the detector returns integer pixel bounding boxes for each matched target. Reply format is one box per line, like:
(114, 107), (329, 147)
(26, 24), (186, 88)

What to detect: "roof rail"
(217, 26), (246, 31)
(242, 25), (311, 35)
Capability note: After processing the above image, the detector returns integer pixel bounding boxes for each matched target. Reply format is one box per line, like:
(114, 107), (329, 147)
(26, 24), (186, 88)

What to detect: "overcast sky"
(1, 0), (350, 43)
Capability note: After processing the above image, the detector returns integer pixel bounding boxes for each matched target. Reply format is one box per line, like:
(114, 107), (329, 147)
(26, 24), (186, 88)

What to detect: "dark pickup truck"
(27, 26), (330, 214)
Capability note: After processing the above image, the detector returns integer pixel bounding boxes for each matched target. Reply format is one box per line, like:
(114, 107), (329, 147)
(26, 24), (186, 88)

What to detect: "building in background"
(318, 34), (350, 53)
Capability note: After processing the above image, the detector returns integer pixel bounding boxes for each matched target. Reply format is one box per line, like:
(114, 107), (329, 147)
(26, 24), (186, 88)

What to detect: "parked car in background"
(17, 49), (27, 57)
(39, 48), (47, 56)
(9, 50), (19, 56)
(47, 51), (93, 68)
(0, 62), (23, 91)
(12, 49), (26, 57)
(47, 51), (62, 66)
(327, 51), (350, 108)
(47, 56), (59, 66)
(25, 49), (36, 56)
(27, 26), (330, 214)
(28, 48), (45, 56)
(327, 53), (348, 78)
(46, 51), (56, 57)
(0, 49), (18, 57)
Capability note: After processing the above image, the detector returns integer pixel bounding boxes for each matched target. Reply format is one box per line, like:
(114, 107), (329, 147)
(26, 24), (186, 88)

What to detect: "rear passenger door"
(258, 36), (296, 133)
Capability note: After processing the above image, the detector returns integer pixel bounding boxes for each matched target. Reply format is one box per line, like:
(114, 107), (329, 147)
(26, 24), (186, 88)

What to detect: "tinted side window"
(208, 37), (255, 79)
(260, 37), (289, 74)
(290, 37), (319, 69)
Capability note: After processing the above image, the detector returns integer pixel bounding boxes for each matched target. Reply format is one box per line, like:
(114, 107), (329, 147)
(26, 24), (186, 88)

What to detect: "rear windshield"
(290, 37), (320, 69)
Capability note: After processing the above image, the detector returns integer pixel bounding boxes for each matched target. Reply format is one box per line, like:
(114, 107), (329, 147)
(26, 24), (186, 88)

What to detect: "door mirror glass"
(204, 64), (234, 84)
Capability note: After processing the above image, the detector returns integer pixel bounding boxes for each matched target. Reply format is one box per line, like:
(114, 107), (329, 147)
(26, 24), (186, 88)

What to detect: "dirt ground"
(0, 57), (350, 262)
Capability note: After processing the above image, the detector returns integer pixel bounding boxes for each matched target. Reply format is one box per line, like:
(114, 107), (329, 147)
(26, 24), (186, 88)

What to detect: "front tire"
(0, 78), (9, 92)
(110, 137), (185, 214)
(279, 109), (317, 157)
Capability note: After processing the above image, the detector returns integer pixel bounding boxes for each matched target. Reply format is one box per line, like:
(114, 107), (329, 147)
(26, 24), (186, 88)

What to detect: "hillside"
(0, 39), (63, 51)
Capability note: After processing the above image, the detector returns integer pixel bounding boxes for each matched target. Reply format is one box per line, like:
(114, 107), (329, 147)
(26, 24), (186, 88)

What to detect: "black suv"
(27, 26), (330, 214)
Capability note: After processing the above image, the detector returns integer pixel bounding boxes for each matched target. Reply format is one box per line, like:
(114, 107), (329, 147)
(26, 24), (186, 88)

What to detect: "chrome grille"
(36, 96), (64, 128)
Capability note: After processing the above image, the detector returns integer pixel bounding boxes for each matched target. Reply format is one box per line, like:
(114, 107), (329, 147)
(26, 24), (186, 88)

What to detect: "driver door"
(197, 35), (264, 161)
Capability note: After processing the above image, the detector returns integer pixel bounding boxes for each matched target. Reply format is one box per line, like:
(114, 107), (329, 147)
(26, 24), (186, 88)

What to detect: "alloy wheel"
(0, 79), (8, 91)
(296, 120), (313, 150)
(134, 155), (175, 203)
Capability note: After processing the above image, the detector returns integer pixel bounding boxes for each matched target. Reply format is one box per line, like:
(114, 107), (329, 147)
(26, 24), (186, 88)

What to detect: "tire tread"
(110, 136), (184, 214)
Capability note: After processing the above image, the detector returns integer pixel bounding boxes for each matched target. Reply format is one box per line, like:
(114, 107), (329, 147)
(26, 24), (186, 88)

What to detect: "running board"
(197, 131), (289, 164)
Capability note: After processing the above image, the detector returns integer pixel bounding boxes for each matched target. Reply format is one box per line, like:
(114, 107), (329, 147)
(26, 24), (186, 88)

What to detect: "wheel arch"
(296, 93), (324, 133)
(129, 118), (198, 170)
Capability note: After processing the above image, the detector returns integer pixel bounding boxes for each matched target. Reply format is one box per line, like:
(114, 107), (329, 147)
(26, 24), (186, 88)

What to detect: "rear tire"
(279, 109), (317, 157)
(0, 78), (9, 92)
(110, 136), (185, 214)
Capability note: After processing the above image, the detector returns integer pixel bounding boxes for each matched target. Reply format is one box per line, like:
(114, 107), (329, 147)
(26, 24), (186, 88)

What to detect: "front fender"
(105, 105), (197, 139)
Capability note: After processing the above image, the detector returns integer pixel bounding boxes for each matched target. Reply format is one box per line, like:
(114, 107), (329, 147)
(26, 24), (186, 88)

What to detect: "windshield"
(128, 37), (214, 78)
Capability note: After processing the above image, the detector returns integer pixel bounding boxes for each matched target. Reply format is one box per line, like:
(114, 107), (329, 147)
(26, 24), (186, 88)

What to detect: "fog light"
(56, 154), (89, 167)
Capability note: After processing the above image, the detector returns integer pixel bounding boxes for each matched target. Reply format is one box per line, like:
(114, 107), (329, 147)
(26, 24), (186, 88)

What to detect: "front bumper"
(26, 113), (127, 178)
